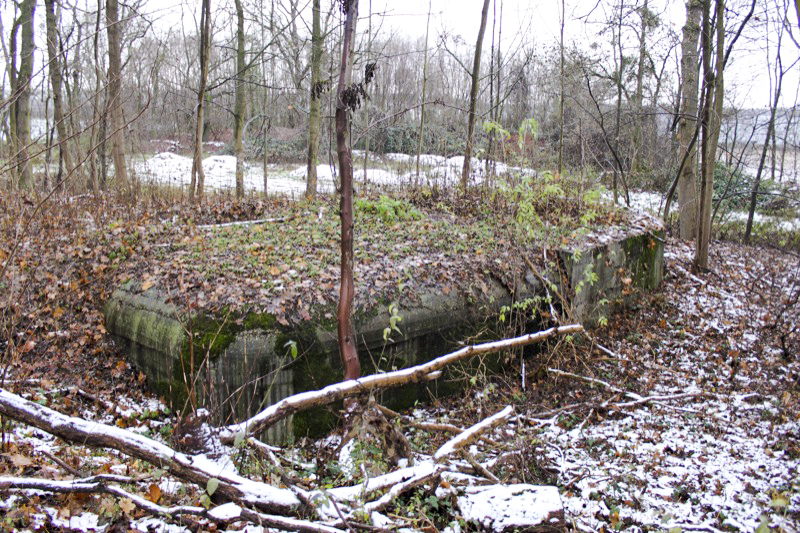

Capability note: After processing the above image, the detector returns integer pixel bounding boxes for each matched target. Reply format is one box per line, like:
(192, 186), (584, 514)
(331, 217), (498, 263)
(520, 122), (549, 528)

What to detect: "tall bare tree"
(234, 0), (246, 198)
(107, 0), (129, 195)
(461, 0), (491, 191)
(677, 0), (702, 240)
(15, 0), (35, 191)
(695, 0), (724, 270)
(695, 0), (755, 270)
(336, 0), (361, 385)
(305, 0), (323, 198)
(189, 0), (212, 204)
(45, 0), (75, 188)
(415, 0), (432, 181)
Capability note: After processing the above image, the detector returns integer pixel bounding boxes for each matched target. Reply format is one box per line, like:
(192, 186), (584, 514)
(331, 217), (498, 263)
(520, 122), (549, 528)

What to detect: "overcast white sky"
(2, 0), (797, 110)
(371, 0), (799, 109)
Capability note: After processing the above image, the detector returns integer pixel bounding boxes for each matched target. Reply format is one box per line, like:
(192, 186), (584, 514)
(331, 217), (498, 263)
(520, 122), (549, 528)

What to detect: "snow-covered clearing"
(132, 151), (533, 194)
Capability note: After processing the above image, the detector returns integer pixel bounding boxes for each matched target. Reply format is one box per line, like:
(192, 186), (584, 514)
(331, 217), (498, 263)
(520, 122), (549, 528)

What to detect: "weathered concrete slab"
(103, 227), (664, 443)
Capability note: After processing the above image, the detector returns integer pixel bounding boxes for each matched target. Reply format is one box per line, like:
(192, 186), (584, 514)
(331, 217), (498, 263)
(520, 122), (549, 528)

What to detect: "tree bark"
(0, 389), (299, 515)
(305, 0), (322, 198)
(558, 0), (565, 175)
(460, 0), (491, 191)
(632, 0), (648, 173)
(106, 0), (129, 196)
(677, 0), (702, 240)
(5, 10), (20, 183)
(15, 0), (35, 191)
(695, 0), (725, 271)
(415, 0), (432, 183)
(189, 0), (211, 204)
(336, 0), (361, 386)
(45, 0), (74, 188)
(234, 0), (246, 199)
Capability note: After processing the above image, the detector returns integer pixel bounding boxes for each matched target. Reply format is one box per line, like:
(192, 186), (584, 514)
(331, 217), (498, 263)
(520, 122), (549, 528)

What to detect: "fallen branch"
(363, 464), (446, 514)
(198, 217), (286, 230)
(460, 450), (501, 483)
(548, 368), (624, 394)
(0, 389), (299, 515)
(225, 325), (583, 440)
(0, 476), (210, 521)
(434, 406), (514, 462)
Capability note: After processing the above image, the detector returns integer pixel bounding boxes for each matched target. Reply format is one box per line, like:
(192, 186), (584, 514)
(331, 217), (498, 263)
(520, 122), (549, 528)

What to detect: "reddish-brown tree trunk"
(336, 0), (361, 384)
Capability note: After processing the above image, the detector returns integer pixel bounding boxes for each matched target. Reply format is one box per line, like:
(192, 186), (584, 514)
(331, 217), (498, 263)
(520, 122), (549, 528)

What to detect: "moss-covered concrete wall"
(104, 229), (664, 443)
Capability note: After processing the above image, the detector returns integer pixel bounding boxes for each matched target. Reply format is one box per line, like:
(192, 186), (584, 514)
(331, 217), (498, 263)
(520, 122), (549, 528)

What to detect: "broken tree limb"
(548, 368), (625, 394)
(363, 464), (447, 514)
(434, 405), (514, 462)
(460, 450), (501, 483)
(224, 325), (583, 440)
(0, 476), (211, 520)
(547, 369), (709, 410)
(0, 388), (299, 515)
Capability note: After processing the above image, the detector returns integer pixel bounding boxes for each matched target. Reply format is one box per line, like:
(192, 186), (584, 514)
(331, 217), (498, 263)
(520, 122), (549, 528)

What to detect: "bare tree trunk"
(106, 0), (129, 197)
(677, 0), (701, 240)
(361, 0), (373, 189)
(45, 0), (74, 189)
(695, 0), (725, 271)
(557, 0), (565, 175)
(189, 0), (211, 205)
(16, 0), (35, 191)
(613, 0), (624, 203)
(234, 0), (246, 199)
(6, 9), (21, 186)
(414, 0), (432, 183)
(89, 1), (105, 192)
(460, 0), (491, 191)
(336, 0), (361, 384)
(632, 0), (648, 173)
(305, 0), (322, 198)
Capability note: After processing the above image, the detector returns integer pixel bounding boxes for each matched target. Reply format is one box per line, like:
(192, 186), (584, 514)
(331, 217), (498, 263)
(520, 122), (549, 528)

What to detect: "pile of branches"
(0, 326), (581, 531)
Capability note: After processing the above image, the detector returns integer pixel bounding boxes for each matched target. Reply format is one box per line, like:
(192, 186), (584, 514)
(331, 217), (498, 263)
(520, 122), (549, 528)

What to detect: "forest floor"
(0, 186), (798, 532)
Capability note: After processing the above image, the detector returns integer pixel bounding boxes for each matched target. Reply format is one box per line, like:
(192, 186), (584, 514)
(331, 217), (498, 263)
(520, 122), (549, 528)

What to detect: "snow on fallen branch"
(198, 217), (286, 230)
(224, 324), (583, 440)
(434, 405), (514, 462)
(0, 476), (210, 521)
(0, 389), (300, 516)
(547, 368), (709, 410)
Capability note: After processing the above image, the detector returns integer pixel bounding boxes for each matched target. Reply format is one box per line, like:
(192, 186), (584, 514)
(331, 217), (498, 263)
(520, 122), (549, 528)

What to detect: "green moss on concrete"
(621, 231), (664, 289)
(242, 312), (278, 331)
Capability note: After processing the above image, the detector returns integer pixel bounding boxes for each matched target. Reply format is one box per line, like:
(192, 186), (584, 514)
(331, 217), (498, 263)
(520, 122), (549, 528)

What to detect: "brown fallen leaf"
(146, 483), (162, 504)
(119, 498), (136, 515)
